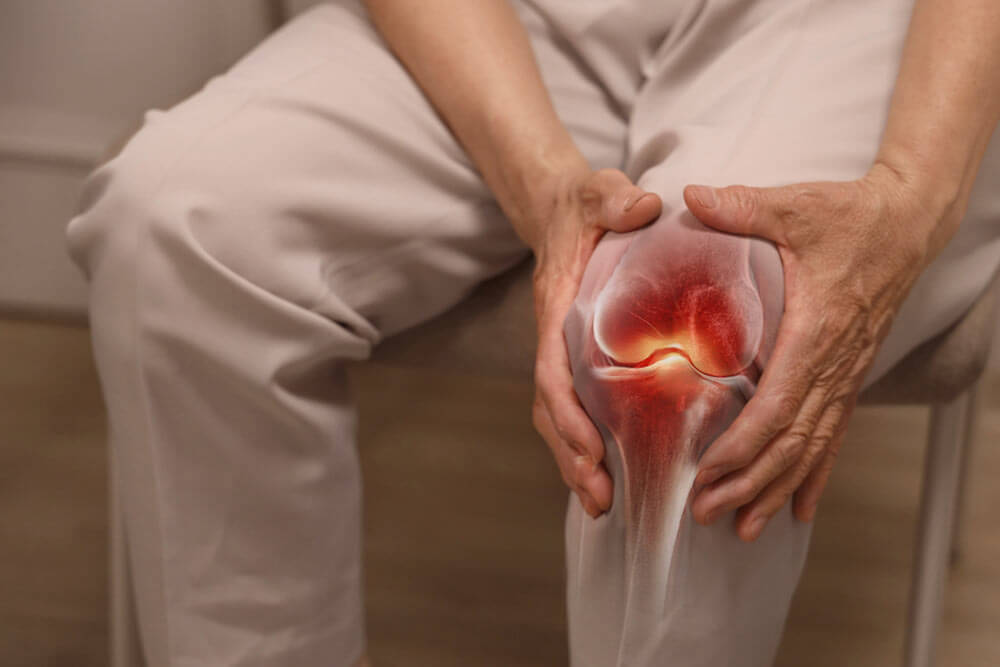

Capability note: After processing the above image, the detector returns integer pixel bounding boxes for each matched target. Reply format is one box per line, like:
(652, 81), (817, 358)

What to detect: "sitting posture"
(67, 0), (1000, 665)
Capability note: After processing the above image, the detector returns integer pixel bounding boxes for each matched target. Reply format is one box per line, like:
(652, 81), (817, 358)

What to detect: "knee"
(564, 208), (790, 444)
(67, 122), (193, 295)
(570, 213), (780, 377)
(67, 123), (278, 379)
(66, 117), (277, 335)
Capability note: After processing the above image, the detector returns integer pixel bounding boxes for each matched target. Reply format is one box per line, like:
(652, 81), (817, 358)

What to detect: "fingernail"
(696, 466), (722, 488)
(746, 515), (767, 540)
(581, 493), (600, 518)
(689, 185), (716, 209)
(574, 454), (597, 474)
(624, 192), (652, 212)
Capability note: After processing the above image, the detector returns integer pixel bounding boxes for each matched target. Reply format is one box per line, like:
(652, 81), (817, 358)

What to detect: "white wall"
(0, 0), (278, 318)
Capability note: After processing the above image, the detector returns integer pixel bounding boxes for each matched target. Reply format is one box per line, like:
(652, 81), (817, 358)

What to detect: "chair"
(110, 257), (998, 667)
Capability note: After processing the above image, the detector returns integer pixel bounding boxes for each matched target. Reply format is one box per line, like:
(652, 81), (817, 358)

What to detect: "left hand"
(682, 161), (955, 542)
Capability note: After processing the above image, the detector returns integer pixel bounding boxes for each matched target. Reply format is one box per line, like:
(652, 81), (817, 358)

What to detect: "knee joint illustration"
(564, 211), (782, 617)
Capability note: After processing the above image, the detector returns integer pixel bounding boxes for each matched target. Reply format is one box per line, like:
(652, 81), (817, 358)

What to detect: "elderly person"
(67, 0), (1000, 665)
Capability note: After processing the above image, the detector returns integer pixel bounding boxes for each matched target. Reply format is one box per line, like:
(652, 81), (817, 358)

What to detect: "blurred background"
(1, 1), (998, 666)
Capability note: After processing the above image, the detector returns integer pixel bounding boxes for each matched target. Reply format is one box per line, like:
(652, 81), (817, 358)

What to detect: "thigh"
(77, 0), (628, 344)
(68, 4), (628, 664)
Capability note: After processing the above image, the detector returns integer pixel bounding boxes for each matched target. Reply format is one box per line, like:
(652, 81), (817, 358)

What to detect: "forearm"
(363, 0), (587, 249)
(875, 0), (1000, 253)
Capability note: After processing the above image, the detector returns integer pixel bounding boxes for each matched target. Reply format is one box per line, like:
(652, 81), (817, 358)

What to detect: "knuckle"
(809, 429), (834, 454)
(783, 186), (826, 227)
(727, 185), (760, 224)
(768, 442), (797, 474)
(793, 455), (817, 482)
(789, 186), (826, 215)
(771, 394), (801, 429)
(582, 169), (622, 202)
(572, 455), (593, 481)
(531, 394), (547, 421)
(780, 313), (815, 343)
(564, 466), (581, 488)
(531, 408), (546, 434)
(533, 366), (558, 396)
(785, 427), (811, 454)
(733, 476), (760, 505)
(553, 422), (572, 444)
(532, 363), (546, 387)
(727, 440), (759, 469)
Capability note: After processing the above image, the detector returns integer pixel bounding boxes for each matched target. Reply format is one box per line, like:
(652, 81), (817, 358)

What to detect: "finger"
(731, 458), (803, 542)
(535, 299), (606, 466)
(683, 182), (811, 245)
(532, 395), (610, 515)
(692, 382), (835, 524)
(532, 266), (610, 508)
(793, 401), (854, 522)
(534, 359), (611, 509)
(791, 437), (842, 523)
(533, 345), (613, 511)
(584, 168), (663, 233)
(693, 351), (858, 522)
(533, 398), (596, 509)
(732, 400), (848, 540)
(695, 314), (825, 488)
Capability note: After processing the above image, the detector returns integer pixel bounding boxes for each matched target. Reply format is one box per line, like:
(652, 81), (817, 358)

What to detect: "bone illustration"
(564, 208), (783, 663)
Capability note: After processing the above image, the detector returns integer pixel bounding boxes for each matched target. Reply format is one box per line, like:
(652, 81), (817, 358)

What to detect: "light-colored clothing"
(67, 0), (1000, 664)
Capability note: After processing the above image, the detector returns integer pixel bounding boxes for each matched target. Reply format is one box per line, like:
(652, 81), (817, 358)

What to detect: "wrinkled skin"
(563, 207), (790, 664)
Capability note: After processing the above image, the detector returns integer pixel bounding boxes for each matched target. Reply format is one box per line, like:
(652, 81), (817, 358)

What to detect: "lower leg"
(563, 206), (809, 667)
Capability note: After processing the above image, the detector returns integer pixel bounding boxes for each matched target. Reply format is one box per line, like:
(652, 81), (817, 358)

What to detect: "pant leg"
(565, 0), (1000, 664)
(626, 0), (1000, 385)
(66, 3), (626, 665)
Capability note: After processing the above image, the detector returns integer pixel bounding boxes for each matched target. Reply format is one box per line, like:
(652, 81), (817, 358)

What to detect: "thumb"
(683, 183), (791, 244)
(586, 169), (663, 233)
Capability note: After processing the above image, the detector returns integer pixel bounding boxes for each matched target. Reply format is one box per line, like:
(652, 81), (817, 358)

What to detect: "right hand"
(525, 165), (662, 517)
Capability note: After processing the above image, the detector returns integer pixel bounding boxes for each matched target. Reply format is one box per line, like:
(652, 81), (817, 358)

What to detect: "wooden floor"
(1, 318), (998, 666)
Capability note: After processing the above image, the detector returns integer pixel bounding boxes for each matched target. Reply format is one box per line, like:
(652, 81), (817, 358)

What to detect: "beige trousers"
(67, 0), (1000, 665)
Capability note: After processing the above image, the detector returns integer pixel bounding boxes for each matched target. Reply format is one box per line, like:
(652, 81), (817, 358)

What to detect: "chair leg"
(110, 451), (145, 667)
(903, 390), (974, 667)
(949, 385), (978, 566)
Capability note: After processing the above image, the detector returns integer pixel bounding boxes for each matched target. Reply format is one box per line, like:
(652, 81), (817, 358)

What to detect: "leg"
(67, 2), (625, 665)
(905, 391), (975, 667)
(564, 195), (797, 667)
(110, 452), (143, 667)
(564, 0), (1000, 663)
(950, 384), (979, 566)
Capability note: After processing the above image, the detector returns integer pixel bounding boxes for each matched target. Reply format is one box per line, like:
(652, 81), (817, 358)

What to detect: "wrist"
(873, 143), (966, 231)
(873, 147), (960, 218)
(870, 146), (967, 257)
(495, 139), (591, 251)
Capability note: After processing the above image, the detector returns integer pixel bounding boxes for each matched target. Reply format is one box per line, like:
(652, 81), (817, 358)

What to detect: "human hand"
(528, 166), (662, 518)
(683, 162), (954, 541)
